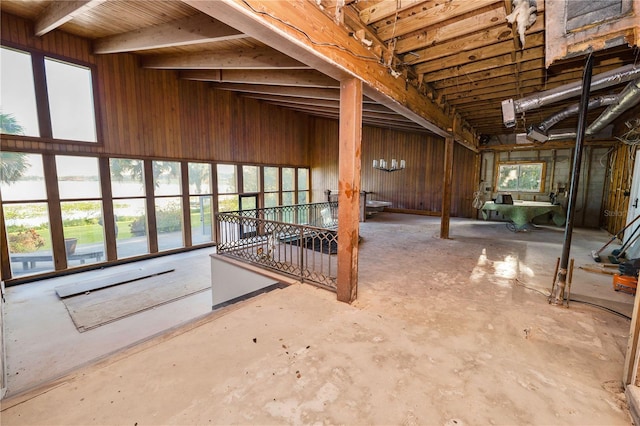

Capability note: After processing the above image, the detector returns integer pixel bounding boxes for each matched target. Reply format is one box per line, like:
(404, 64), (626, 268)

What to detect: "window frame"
(0, 42), (103, 146)
(496, 161), (546, 193)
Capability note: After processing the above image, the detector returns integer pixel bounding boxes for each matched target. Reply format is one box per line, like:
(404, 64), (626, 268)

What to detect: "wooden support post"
(336, 77), (362, 303)
(440, 136), (454, 239)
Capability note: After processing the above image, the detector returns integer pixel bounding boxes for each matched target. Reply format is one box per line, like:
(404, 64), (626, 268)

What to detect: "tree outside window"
(497, 162), (544, 192)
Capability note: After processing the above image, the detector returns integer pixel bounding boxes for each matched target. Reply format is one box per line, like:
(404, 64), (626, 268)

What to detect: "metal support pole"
(551, 54), (594, 305)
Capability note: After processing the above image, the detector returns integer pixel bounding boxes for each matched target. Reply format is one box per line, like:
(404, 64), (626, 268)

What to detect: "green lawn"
(8, 214), (211, 253)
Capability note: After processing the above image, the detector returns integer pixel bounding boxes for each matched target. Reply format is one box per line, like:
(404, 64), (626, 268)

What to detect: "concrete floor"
(0, 213), (636, 425)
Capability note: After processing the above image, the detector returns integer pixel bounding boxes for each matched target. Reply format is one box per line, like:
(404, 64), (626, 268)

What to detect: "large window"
(497, 162), (545, 193)
(263, 167), (280, 208)
(282, 167), (295, 206)
(298, 168), (309, 204)
(45, 58), (97, 142)
(0, 48), (39, 137)
(153, 161), (183, 251)
(110, 158), (149, 258)
(57, 155), (104, 267)
(188, 162), (213, 245)
(1, 154), (311, 281)
(1, 152), (53, 276)
(0, 46), (98, 143)
(217, 164), (239, 212)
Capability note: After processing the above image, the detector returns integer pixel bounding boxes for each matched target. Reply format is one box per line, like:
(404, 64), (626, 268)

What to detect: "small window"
(497, 162), (545, 193)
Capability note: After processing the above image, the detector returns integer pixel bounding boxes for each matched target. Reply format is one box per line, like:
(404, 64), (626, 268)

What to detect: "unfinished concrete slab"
(0, 214), (634, 424)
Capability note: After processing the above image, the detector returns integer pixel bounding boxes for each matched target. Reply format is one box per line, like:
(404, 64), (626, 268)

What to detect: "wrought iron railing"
(215, 202), (338, 290)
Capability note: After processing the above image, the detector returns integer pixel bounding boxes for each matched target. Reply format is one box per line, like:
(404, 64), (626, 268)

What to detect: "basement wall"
(480, 145), (613, 228)
(309, 118), (478, 218)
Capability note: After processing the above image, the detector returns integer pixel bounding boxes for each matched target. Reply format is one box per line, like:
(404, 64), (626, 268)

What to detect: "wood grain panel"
(309, 117), (476, 217)
(1, 13), (310, 167)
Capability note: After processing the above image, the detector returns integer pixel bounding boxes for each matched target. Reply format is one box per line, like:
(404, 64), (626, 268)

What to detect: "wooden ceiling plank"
(93, 14), (247, 54)
(395, 6), (506, 54)
(143, 47), (310, 69)
(34, 0), (105, 36)
(405, 22), (545, 67)
(375, 0), (502, 41)
(180, 0), (477, 147)
(412, 32), (544, 75)
(358, 0), (427, 25)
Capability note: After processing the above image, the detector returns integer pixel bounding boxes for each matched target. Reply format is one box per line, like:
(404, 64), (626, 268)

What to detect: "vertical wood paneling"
(2, 13), (310, 167)
(310, 117), (477, 217)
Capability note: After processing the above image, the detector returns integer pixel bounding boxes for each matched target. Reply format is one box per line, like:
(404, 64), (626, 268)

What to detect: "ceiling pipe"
(527, 95), (618, 142)
(587, 78), (640, 135)
(502, 64), (640, 127)
(532, 79), (640, 142)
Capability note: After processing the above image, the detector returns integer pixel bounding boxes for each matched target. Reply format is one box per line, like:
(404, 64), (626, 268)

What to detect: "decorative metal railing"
(215, 202), (339, 290)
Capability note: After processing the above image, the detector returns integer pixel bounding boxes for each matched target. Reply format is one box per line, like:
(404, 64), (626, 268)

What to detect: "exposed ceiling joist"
(143, 47), (310, 69)
(374, 0), (502, 41)
(178, 0), (476, 146)
(93, 14), (247, 54)
(35, 0), (105, 36)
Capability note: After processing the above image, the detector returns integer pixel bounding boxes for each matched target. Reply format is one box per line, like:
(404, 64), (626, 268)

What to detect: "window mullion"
(42, 154), (67, 270)
(30, 52), (52, 139)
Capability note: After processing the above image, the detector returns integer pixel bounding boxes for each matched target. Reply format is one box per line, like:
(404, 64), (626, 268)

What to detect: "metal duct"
(502, 64), (640, 127)
(536, 95), (618, 133)
(587, 79), (640, 135)
(544, 79), (640, 141)
(514, 64), (640, 113)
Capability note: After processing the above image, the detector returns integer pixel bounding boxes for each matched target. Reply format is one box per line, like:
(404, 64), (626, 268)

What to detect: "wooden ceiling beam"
(180, 69), (338, 87)
(212, 83), (341, 100)
(259, 101), (421, 126)
(242, 94), (399, 115)
(312, 111), (430, 132)
(374, 0), (502, 41)
(143, 47), (310, 69)
(395, 5), (506, 54)
(180, 0), (477, 148)
(34, 0), (105, 36)
(93, 14), (246, 54)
